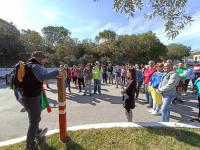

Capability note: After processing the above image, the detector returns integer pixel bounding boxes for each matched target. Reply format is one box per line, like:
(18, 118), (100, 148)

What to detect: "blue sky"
(0, 0), (200, 50)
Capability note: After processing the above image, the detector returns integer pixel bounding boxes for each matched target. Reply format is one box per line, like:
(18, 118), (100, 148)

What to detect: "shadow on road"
(67, 93), (123, 106)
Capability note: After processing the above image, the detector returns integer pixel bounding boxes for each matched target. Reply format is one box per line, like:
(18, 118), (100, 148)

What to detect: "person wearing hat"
(22, 51), (60, 150)
(93, 61), (101, 94)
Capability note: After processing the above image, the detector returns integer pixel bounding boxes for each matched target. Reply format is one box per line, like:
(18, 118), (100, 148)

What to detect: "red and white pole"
(57, 75), (67, 140)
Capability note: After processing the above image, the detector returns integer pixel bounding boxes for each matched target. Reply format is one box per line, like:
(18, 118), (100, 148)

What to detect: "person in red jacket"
(143, 60), (157, 108)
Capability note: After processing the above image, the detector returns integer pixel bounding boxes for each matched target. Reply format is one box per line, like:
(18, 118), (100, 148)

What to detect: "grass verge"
(1, 127), (200, 150)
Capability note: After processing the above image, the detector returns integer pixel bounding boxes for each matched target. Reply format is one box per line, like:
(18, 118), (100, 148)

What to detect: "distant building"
(184, 51), (200, 64)
(193, 51), (200, 61)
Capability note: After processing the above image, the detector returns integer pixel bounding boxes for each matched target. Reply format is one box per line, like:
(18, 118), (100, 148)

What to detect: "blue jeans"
(144, 84), (153, 107)
(94, 79), (101, 94)
(65, 79), (71, 92)
(161, 95), (174, 122)
(144, 84), (149, 103)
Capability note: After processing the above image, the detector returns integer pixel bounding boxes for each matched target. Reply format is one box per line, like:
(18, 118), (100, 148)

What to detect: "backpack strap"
(17, 61), (25, 82)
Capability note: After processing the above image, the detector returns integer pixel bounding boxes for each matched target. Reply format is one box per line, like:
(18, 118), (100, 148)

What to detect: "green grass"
(1, 127), (200, 150)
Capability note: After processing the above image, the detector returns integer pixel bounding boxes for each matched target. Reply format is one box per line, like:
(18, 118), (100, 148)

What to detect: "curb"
(0, 122), (199, 147)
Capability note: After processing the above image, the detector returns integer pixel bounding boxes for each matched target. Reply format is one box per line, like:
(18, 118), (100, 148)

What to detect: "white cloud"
(71, 20), (101, 37)
(41, 10), (57, 20)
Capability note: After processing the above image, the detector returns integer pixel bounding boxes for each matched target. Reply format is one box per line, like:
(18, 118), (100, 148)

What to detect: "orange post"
(57, 75), (67, 140)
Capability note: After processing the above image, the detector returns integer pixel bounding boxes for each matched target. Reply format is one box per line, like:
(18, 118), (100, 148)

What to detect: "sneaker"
(26, 141), (38, 150)
(148, 109), (154, 113)
(83, 94), (86, 96)
(151, 111), (161, 115)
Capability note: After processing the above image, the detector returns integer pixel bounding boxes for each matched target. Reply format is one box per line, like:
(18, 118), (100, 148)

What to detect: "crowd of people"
(57, 59), (200, 123)
(17, 51), (200, 149)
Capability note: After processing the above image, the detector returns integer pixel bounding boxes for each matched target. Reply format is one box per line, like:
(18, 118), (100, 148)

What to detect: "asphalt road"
(0, 79), (199, 141)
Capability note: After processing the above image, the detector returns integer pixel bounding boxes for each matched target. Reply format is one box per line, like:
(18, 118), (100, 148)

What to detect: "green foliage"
(167, 43), (191, 61)
(0, 18), (190, 67)
(96, 30), (117, 42)
(96, 0), (192, 39)
(42, 26), (71, 47)
(20, 29), (43, 54)
(0, 18), (24, 66)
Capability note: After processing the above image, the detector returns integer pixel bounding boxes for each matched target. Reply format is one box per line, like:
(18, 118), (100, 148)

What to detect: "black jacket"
(123, 80), (136, 112)
(22, 58), (43, 97)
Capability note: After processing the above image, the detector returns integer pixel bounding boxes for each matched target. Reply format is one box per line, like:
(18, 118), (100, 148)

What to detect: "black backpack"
(7, 61), (24, 91)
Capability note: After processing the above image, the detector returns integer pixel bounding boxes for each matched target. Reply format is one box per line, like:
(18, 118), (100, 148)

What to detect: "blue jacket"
(136, 69), (143, 82)
(32, 64), (59, 82)
(150, 72), (165, 89)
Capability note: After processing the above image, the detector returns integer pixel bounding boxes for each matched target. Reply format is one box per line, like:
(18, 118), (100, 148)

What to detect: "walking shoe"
(151, 111), (161, 115)
(177, 99), (184, 104)
(148, 109), (154, 113)
(26, 141), (38, 150)
(172, 98), (177, 104)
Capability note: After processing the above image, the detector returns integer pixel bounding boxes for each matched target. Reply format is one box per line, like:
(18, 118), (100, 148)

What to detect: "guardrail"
(0, 68), (59, 77)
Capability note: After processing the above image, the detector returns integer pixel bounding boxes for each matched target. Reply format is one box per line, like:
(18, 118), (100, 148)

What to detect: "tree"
(20, 29), (43, 55)
(0, 18), (24, 66)
(95, 30), (117, 42)
(42, 26), (71, 47)
(166, 43), (191, 61)
(116, 31), (166, 64)
(95, 0), (192, 39)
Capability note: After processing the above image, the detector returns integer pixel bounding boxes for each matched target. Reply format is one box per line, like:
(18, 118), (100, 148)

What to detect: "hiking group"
(8, 51), (200, 150)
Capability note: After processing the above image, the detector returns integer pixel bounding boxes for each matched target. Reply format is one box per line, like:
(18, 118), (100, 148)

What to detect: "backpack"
(9, 61), (25, 90)
(7, 61), (25, 104)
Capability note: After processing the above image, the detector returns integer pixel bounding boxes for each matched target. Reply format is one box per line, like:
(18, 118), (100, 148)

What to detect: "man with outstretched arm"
(22, 51), (60, 150)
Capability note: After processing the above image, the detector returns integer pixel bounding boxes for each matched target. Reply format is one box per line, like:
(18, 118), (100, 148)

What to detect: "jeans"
(108, 73), (113, 84)
(149, 93), (153, 107)
(122, 76), (126, 85)
(22, 96), (41, 146)
(161, 95), (174, 122)
(85, 80), (92, 95)
(94, 79), (101, 94)
(103, 73), (107, 83)
(65, 79), (71, 92)
(184, 79), (190, 92)
(78, 78), (85, 91)
(144, 84), (153, 107)
(136, 81), (143, 98)
(116, 77), (122, 88)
